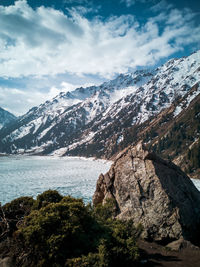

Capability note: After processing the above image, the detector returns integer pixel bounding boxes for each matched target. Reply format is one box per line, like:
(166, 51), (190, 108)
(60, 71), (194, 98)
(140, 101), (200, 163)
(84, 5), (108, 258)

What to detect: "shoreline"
(0, 153), (113, 164)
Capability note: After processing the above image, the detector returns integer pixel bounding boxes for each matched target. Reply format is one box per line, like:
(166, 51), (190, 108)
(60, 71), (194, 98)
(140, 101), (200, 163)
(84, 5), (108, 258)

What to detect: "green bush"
(33, 189), (63, 210)
(92, 198), (117, 222)
(17, 196), (103, 266)
(3, 196), (35, 219)
(1, 196), (35, 235)
(66, 220), (140, 267)
(14, 191), (140, 267)
(66, 253), (101, 267)
(105, 220), (140, 266)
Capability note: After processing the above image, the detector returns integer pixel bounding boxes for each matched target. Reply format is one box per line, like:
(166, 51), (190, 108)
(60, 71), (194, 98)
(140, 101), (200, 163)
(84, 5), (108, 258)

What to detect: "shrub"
(66, 253), (101, 267)
(3, 196), (35, 219)
(92, 198), (117, 222)
(33, 189), (63, 210)
(1, 196), (35, 234)
(13, 191), (140, 266)
(66, 220), (141, 267)
(17, 196), (102, 266)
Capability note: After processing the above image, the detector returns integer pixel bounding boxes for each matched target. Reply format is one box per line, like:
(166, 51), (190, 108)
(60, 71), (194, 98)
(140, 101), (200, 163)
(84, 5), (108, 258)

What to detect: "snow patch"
(117, 135), (124, 144)
(191, 179), (200, 191)
(50, 147), (69, 156)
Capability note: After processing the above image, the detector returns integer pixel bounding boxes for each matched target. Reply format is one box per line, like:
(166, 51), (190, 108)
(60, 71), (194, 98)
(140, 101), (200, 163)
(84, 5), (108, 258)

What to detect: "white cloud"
(0, 0), (199, 80)
(151, 0), (173, 12)
(47, 81), (96, 101)
(0, 80), (97, 116)
(0, 86), (45, 116)
(121, 0), (136, 7)
(0, 85), (65, 116)
(60, 81), (95, 91)
(121, 0), (149, 7)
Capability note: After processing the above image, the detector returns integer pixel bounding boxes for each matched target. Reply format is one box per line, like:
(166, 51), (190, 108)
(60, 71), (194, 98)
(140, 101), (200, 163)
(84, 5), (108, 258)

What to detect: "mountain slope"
(101, 82), (200, 178)
(0, 70), (153, 154)
(0, 107), (16, 130)
(149, 84), (200, 179)
(59, 51), (200, 158)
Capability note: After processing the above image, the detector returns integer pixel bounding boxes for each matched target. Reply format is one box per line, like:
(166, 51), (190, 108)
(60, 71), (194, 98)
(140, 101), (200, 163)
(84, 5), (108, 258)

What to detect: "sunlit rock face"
(93, 142), (200, 244)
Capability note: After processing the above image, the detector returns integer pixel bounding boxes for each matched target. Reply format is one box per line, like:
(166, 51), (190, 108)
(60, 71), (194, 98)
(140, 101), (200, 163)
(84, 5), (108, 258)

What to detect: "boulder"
(93, 142), (200, 244)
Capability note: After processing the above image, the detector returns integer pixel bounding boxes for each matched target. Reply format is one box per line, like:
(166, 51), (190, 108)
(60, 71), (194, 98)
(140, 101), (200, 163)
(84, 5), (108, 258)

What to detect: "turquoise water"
(0, 156), (112, 205)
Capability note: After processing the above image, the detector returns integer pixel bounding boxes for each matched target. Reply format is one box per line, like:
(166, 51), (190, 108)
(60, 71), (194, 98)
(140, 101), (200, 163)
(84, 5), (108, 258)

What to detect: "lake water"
(0, 156), (112, 205)
(0, 156), (200, 206)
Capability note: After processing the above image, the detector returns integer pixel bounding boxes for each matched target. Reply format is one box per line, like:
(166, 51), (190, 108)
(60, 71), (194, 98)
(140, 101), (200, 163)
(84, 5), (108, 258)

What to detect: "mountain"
(0, 51), (199, 177)
(70, 52), (200, 159)
(0, 107), (16, 130)
(0, 69), (153, 154)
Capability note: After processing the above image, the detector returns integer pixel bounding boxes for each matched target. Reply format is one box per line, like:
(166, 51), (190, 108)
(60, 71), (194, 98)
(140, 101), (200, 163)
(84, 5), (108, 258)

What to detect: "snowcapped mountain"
(60, 50), (200, 158)
(0, 51), (199, 166)
(0, 69), (153, 154)
(100, 50), (200, 126)
(0, 107), (16, 130)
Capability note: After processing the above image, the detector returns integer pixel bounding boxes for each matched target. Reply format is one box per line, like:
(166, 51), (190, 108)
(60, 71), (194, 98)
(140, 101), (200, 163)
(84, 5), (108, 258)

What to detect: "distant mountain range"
(0, 50), (199, 177)
(0, 107), (16, 130)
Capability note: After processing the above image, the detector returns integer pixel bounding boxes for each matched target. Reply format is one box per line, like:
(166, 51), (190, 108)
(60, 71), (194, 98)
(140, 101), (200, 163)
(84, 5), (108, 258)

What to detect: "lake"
(0, 156), (112, 205)
(0, 156), (200, 206)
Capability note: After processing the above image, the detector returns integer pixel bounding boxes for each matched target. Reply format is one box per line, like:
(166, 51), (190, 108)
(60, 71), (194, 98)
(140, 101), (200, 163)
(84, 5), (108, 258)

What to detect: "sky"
(0, 0), (199, 116)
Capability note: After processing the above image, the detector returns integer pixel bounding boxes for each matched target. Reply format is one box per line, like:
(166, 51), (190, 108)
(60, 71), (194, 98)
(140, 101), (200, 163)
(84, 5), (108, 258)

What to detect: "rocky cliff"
(93, 142), (200, 244)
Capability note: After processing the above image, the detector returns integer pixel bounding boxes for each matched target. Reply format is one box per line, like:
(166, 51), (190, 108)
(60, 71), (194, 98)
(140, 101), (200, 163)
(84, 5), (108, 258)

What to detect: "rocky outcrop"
(93, 142), (200, 244)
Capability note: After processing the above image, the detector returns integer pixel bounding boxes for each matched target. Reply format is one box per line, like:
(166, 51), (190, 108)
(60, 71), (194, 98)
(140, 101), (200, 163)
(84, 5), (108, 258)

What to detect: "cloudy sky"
(0, 0), (199, 115)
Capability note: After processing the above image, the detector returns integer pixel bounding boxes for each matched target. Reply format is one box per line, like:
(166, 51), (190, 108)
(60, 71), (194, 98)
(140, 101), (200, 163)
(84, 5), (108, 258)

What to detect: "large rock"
(93, 142), (200, 244)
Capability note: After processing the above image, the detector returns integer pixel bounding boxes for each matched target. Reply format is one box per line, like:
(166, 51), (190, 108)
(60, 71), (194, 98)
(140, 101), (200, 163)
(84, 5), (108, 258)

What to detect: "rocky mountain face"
(0, 107), (16, 130)
(106, 82), (200, 178)
(93, 142), (200, 244)
(149, 84), (200, 179)
(0, 51), (199, 177)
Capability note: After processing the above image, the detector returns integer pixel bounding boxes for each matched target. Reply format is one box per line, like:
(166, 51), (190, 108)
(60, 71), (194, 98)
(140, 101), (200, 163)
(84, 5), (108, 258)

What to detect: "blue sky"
(0, 0), (199, 115)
